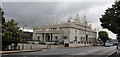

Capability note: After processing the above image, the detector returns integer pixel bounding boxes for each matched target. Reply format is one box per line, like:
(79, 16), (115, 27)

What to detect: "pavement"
(1, 46), (119, 57)
(0, 49), (43, 54)
(5, 46), (116, 55)
(0, 46), (92, 55)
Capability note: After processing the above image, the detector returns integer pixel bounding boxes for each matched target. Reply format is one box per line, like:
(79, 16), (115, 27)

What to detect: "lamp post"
(85, 21), (87, 46)
(22, 25), (27, 49)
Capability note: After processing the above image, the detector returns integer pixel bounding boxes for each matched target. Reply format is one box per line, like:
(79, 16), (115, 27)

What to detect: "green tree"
(0, 6), (5, 24)
(2, 19), (23, 50)
(100, 1), (120, 42)
(0, 7), (5, 33)
(1, 7), (6, 51)
(98, 31), (109, 45)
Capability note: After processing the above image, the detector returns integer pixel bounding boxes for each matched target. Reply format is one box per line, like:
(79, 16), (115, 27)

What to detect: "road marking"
(106, 50), (117, 57)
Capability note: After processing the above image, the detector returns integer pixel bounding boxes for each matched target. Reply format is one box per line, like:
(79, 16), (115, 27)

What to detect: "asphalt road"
(9, 46), (116, 55)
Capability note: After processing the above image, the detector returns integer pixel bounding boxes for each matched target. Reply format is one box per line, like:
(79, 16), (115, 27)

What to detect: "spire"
(56, 17), (58, 24)
(74, 11), (81, 23)
(83, 13), (86, 18)
(82, 12), (88, 25)
(83, 10), (86, 18)
(70, 16), (72, 19)
(67, 16), (72, 22)
(77, 11), (79, 16)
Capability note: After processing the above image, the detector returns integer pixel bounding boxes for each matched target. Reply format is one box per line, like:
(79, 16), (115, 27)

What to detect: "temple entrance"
(46, 33), (50, 42)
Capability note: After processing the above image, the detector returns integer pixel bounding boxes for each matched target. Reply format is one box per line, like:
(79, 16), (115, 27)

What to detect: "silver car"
(105, 42), (111, 47)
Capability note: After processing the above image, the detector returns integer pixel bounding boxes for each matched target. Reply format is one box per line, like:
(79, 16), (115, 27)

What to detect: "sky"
(1, 0), (117, 39)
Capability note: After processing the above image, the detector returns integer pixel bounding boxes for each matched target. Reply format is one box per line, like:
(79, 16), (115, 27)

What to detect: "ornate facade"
(33, 12), (97, 46)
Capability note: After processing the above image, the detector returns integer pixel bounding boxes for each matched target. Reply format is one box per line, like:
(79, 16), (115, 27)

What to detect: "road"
(8, 46), (116, 55)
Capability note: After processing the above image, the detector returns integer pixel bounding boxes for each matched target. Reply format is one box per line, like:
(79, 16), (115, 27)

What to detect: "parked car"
(110, 43), (114, 46)
(116, 43), (120, 50)
(105, 42), (111, 47)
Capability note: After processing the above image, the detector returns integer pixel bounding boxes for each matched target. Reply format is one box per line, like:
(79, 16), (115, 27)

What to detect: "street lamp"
(22, 25), (27, 49)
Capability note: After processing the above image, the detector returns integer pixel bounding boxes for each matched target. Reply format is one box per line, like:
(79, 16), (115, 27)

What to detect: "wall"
(69, 44), (92, 47)
(8, 43), (64, 50)
(61, 27), (70, 43)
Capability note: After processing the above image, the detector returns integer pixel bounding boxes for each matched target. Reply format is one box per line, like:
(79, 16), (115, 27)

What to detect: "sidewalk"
(0, 49), (43, 54)
(0, 46), (87, 54)
(0, 45), (63, 54)
(0, 46), (101, 55)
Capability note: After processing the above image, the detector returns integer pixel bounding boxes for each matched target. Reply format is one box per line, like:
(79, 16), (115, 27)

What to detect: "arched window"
(75, 36), (77, 41)
(55, 36), (58, 40)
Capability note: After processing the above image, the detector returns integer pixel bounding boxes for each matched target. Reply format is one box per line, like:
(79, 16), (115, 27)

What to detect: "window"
(81, 41), (83, 43)
(70, 41), (73, 43)
(64, 36), (67, 39)
(81, 37), (83, 40)
(75, 30), (77, 33)
(55, 36), (58, 40)
(78, 41), (80, 43)
(38, 36), (40, 40)
(75, 36), (77, 41)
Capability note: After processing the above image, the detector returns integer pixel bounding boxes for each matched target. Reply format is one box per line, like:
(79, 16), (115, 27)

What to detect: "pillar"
(44, 33), (46, 42)
(51, 33), (52, 41)
(49, 33), (51, 41)
(42, 33), (44, 42)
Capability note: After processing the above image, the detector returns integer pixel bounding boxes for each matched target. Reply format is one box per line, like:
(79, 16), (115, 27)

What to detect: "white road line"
(106, 50), (117, 57)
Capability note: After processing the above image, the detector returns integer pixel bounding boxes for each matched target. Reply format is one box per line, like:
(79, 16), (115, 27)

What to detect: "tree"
(2, 19), (23, 50)
(0, 6), (3, 51)
(0, 6), (5, 24)
(0, 7), (5, 33)
(98, 31), (109, 45)
(100, 1), (120, 42)
(1, 6), (23, 50)
(1, 6), (6, 51)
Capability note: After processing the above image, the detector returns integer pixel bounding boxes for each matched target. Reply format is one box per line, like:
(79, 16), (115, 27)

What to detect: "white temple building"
(33, 12), (97, 47)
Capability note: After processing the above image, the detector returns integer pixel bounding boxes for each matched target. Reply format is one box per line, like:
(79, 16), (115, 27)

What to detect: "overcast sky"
(1, 0), (117, 39)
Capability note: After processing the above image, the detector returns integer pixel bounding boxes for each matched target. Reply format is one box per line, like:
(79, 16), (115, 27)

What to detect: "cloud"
(2, 2), (116, 39)
(2, 0), (115, 2)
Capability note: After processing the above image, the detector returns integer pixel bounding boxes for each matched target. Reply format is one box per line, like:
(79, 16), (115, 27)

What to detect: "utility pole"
(22, 25), (27, 49)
